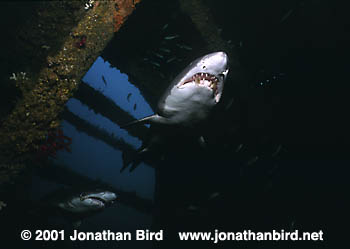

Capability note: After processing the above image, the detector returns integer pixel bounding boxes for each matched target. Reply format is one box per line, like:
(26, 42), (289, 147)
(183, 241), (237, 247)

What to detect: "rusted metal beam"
(0, 0), (142, 185)
(73, 82), (148, 141)
(179, 0), (239, 67)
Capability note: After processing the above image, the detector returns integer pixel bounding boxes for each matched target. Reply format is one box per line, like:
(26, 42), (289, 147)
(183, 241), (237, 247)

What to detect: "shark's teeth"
(178, 73), (219, 94)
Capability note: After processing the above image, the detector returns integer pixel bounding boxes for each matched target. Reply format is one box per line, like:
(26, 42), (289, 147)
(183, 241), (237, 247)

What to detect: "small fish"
(208, 192), (220, 200)
(159, 72), (166, 79)
(198, 136), (206, 148)
(289, 220), (296, 231)
(159, 47), (171, 53)
(149, 61), (161, 67)
(247, 156), (258, 166)
(153, 53), (164, 59)
(41, 45), (50, 50)
(176, 43), (192, 51)
(225, 98), (234, 110)
(162, 23), (169, 30)
(102, 75), (107, 86)
(127, 93), (132, 102)
(0, 201), (7, 211)
(280, 9), (294, 23)
(133, 103), (137, 110)
(166, 57), (176, 63)
(272, 144), (282, 157)
(187, 204), (199, 211)
(164, 35), (179, 40)
(235, 144), (243, 153)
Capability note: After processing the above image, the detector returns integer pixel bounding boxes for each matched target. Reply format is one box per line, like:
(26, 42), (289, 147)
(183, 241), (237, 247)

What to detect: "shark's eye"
(202, 65), (206, 69)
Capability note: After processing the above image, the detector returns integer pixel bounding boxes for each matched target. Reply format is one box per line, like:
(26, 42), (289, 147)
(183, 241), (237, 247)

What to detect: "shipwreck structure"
(0, 0), (241, 187)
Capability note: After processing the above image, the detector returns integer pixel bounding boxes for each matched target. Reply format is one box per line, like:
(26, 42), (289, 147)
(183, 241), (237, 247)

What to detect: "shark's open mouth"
(80, 194), (107, 206)
(178, 73), (219, 95)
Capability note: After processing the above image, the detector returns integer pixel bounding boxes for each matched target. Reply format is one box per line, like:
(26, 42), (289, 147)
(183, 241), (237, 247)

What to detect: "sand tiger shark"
(28, 188), (118, 227)
(121, 51), (229, 171)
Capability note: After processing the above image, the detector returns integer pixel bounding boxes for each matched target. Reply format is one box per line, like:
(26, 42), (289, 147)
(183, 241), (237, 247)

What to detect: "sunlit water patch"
(83, 56), (154, 120)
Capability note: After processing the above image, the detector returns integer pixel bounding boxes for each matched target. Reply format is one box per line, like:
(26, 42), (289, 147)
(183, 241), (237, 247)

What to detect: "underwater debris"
(37, 128), (72, 160)
(0, 201), (7, 211)
(9, 73), (17, 81)
(9, 72), (28, 81)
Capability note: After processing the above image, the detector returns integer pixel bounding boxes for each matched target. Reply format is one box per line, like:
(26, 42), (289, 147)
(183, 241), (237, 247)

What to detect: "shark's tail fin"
(120, 147), (151, 173)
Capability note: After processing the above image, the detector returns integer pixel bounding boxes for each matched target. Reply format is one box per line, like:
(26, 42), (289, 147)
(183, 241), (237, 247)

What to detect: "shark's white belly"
(161, 84), (216, 126)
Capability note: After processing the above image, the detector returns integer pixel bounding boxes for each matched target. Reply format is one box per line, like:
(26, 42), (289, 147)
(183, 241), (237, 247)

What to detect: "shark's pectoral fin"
(120, 114), (171, 128)
(120, 115), (156, 128)
(121, 150), (133, 172)
(129, 161), (141, 172)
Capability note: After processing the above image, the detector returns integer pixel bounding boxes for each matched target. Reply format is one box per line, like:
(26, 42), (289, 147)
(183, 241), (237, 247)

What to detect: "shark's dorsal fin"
(120, 114), (171, 128)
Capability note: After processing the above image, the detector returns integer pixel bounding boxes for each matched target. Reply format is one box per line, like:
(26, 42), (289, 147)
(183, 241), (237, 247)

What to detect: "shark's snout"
(213, 51), (228, 62)
(80, 191), (117, 205)
(207, 51), (229, 74)
(58, 190), (118, 213)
